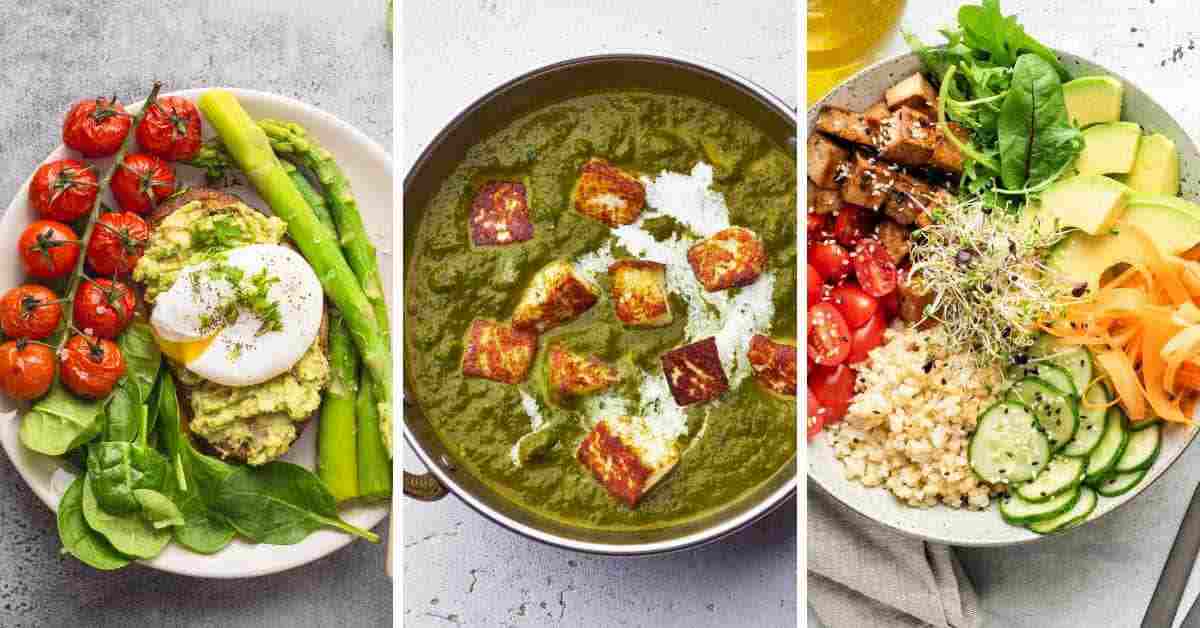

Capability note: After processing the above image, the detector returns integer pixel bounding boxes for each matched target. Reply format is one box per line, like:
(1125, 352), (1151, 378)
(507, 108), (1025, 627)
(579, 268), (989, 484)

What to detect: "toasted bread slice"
(149, 187), (330, 464)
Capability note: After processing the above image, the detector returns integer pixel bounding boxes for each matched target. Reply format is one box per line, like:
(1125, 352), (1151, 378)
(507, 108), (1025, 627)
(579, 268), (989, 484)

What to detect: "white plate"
(0, 87), (392, 577)
(808, 52), (1200, 546)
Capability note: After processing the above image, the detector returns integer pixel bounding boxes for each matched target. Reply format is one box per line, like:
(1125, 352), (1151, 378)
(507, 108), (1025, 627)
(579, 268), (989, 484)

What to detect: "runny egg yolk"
(153, 330), (218, 365)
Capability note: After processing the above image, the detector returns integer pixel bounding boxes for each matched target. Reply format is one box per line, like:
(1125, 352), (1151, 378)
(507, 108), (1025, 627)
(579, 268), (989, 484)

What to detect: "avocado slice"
(1062, 76), (1124, 128)
(1126, 133), (1180, 196)
(1076, 122), (1142, 176)
(1037, 174), (1131, 236)
(1049, 198), (1200, 288)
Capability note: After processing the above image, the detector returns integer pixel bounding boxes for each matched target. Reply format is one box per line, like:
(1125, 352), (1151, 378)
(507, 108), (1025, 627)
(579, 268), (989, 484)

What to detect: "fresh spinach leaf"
(81, 474), (171, 560)
(118, 322), (162, 402)
(156, 372), (236, 554)
(958, 0), (1068, 79)
(134, 489), (185, 530)
(19, 382), (105, 456)
(212, 461), (380, 545)
(86, 442), (170, 514)
(997, 53), (1082, 190)
(102, 380), (144, 443)
(56, 476), (131, 571)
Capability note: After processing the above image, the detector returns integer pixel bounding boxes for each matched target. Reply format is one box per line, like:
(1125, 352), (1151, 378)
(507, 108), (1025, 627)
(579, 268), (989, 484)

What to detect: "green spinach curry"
(405, 90), (796, 530)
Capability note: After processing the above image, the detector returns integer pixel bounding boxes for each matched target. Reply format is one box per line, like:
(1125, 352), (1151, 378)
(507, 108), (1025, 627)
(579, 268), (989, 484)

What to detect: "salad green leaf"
(19, 383), (105, 456)
(86, 441), (170, 515)
(134, 489), (185, 530)
(56, 476), (131, 571)
(81, 474), (171, 560)
(997, 54), (1082, 190)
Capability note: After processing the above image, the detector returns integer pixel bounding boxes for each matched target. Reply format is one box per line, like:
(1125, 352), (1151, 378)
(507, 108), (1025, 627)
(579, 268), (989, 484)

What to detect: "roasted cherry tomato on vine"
(830, 283), (878, 329)
(811, 363), (856, 423)
(111, 153), (175, 214)
(87, 211), (150, 276)
(18, 220), (80, 280)
(808, 302), (851, 366)
(135, 96), (202, 161)
(807, 264), (824, 304)
(833, 204), (874, 247)
(28, 159), (98, 222)
(74, 278), (135, 339)
(0, 285), (62, 340)
(807, 387), (826, 441)
(62, 96), (130, 157)
(0, 340), (56, 401)
(809, 241), (852, 284)
(847, 311), (887, 364)
(60, 334), (125, 399)
(852, 238), (898, 297)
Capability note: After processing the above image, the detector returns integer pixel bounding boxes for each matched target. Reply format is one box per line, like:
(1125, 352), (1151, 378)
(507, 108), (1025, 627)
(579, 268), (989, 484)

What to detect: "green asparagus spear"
(259, 119), (392, 454)
(355, 371), (391, 501)
(318, 313), (359, 502)
(196, 90), (393, 447)
(279, 159), (337, 236)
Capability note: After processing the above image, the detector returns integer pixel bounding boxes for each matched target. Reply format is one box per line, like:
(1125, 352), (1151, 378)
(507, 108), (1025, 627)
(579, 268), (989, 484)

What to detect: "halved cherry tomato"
(87, 211), (149, 276)
(18, 220), (80, 280)
(810, 241), (852, 284)
(60, 334), (125, 399)
(28, 159), (98, 222)
(879, 289), (900, 319)
(136, 96), (203, 161)
(807, 386), (826, 441)
(811, 363), (855, 422)
(833, 204), (874, 247)
(852, 239), (898, 297)
(808, 302), (851, 366)
(848, 311), (887, 364)
(807, 351), (815, 374)
(62, 96), (131, 157)
(829, 283), (878, 329)
(111, 153), (175, 214)
(807, 212), (829, 241)
(807, 264), (823, 303)
(0, 340), (55, 401)
(74, 278), (136, 339)
(0, 285), (62, 340)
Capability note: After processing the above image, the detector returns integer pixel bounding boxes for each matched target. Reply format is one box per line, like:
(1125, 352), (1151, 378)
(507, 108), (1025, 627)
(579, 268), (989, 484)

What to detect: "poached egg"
(150, 244), (324, 387)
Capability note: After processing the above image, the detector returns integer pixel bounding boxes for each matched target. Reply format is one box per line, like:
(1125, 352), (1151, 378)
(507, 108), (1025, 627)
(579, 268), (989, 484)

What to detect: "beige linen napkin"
(809, 485), (980, 628)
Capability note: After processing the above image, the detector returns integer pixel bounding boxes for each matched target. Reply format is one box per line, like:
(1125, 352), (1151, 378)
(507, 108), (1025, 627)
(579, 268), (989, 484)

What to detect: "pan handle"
(404, 469), (449, 501)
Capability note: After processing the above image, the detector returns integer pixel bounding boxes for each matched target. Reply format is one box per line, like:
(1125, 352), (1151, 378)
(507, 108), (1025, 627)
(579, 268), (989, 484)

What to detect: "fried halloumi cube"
(886, 73), (939, 112)
(547, 343), (618, 398)
(469, 181), (534, 246)
(808, 180), (842, 215)
(512, 260), (600, 333)
(808, 133), (850, 189)
(661, 337), (729, 406)
(877, 107), (937, 167)
(686, 226), (766, 292)
(461, 318), (538, 384)
(816, 107), (875, 146)
(608, 259), (672, 327)
(747, 335), (797, 399)
(577, 415), (681, 507)
(571, 158), (646, 227)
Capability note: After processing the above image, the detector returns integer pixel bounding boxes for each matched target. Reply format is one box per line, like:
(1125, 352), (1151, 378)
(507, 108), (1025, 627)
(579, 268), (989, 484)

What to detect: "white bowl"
(807, 52), (1200, 546)
(0, 87), (392, 576)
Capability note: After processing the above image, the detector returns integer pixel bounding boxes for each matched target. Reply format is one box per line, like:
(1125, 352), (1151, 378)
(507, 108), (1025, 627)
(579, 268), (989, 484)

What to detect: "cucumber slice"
(1060, 383), (1110, 457)
(1129, 417), (1163, 431)
(969, 403), (1051, 484)
(1000, 486), (1080, 525)
(1031, 338), (1093, 399)
(1029, 486), (1098, 534)
(1114, 422), (1161, 472)
(1008, 362), (1076, 397)
(1015, 455), (1086, 502)
(1085, 407), (1129, 482)
(1005, 378), (1079, 452)
(1096, 469), (1149, 497)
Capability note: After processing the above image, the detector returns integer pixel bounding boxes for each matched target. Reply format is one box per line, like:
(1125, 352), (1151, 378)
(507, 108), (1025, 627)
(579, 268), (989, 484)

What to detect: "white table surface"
(401, 1), (797, 627)
(808, 2), (1200, 627)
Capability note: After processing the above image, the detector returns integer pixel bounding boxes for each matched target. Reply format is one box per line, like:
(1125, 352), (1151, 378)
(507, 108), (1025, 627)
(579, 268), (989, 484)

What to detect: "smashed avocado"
(134, 198), (327, 466)
(134, 200), (287, 301)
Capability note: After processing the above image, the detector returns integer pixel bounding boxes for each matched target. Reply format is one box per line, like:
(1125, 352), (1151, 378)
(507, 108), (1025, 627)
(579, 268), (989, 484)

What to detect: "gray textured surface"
(808, 1), (1200, 627)
(0, 1), (392, 627)
(402, 1), (796, 627)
